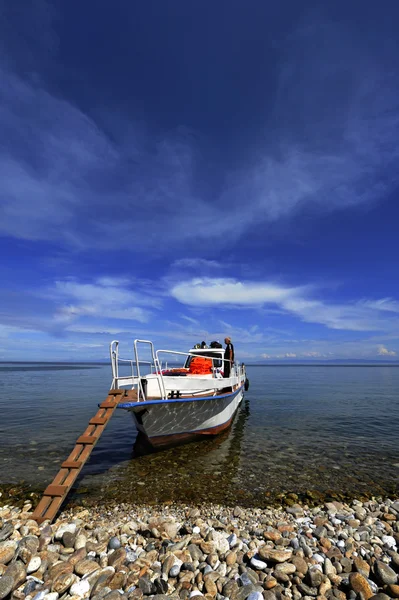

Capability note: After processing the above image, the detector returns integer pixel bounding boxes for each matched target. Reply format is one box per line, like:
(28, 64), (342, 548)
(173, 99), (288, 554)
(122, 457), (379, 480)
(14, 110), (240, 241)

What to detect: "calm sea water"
(0, 363), (398, 505)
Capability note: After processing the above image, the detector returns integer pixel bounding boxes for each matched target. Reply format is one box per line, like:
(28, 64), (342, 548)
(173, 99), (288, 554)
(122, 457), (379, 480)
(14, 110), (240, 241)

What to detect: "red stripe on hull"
(146, 411), (236, 448)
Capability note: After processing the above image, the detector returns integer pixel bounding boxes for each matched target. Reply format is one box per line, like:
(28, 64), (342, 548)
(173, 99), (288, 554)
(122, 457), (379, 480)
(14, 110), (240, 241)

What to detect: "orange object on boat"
(188, 356), (213, 374)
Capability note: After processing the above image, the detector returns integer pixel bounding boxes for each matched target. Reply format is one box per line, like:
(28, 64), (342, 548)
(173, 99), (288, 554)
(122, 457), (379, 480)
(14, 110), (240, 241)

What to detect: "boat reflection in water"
(132, 397), (250, 457)
(116, 398), (252, 507)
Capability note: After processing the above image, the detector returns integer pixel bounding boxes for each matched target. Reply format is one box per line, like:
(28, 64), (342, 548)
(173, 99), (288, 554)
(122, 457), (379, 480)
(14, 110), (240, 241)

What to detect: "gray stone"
(307, 566), (323, 587)
(138, 576), (154, 595)
(234, 584), (261, 600)
(374, 561), (397, 585)
(369, 595), (390, 600)
(297, 582), (318, 597)
(240, 573), (254, 587)
(24, 579), (38, 595)
(313, 526), (327, 539)
(108, 537), (121, 551)
(188, 544), (204, 562)
(0, 524), (14, 543)
(103, 592), (123, 600)
(262, 593), (277, 600)
(154, 578), (168, 594)
(170, 565), (181, 577)
(4, 560), (26, 590)
(62, 531), (76, 548)
(0, 575), (13, 600)
(125, 550), (137, 563)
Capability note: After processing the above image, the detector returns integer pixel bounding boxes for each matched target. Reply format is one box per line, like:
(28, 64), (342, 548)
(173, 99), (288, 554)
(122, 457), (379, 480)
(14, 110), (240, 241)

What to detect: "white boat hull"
(119, 385), (245, 447)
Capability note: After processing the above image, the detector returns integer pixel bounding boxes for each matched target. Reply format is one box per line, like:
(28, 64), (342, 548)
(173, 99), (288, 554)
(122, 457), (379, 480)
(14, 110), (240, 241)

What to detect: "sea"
(0, 362), (398, 506)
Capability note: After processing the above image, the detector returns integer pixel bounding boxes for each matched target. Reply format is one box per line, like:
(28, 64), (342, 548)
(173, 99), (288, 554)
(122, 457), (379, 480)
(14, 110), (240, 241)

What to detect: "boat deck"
(121, 386), (236, 403)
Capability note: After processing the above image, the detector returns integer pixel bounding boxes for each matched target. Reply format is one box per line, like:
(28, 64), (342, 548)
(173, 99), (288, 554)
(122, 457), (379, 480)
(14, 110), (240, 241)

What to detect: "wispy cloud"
(1, 9), (398, 252)
(50, 278), (161, 325)
(171, 277), (399, 333)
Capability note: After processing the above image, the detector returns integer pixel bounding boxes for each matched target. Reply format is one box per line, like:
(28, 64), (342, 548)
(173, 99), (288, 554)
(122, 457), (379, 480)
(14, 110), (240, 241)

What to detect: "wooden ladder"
(32, 388), (125, 524)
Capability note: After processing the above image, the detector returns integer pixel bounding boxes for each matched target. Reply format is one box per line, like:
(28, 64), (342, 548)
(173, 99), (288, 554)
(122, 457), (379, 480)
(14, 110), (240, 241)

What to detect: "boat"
(110, 339), (249, 448)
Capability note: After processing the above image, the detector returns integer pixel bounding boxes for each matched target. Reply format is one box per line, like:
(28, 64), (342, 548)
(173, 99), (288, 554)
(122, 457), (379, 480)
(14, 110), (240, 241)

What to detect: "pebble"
(169, 564), (181, 577)
(108, 537), (121, 550)
(250, 557), (267, 570)
(0, 575), (13, 600)
(27, 556), (42, 573)
(374, 561), (398, 585)
(0, 496), (398, 600)
(0, 524), (13, 542)
(70, 578), (91, 597)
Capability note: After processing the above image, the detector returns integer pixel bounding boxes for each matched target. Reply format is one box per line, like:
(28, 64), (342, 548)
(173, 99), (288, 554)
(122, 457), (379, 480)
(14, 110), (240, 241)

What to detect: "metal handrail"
(155, 349), (237, 378)
(134, 339), (165, 399)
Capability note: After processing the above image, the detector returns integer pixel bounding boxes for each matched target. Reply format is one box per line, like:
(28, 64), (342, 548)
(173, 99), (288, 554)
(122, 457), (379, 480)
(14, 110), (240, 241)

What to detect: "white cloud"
(377, 345), (397, 357)
(277, 352), (297, 358)
(50, 278), (161, 325)
(171, 277), (399, 333)
(261, 353), (271, 359)
(171, 278), (304, 307)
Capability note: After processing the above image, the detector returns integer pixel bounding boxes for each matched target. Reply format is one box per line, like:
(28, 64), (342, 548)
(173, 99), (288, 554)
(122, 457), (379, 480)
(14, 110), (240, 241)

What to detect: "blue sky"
(1, 0), (399, 362)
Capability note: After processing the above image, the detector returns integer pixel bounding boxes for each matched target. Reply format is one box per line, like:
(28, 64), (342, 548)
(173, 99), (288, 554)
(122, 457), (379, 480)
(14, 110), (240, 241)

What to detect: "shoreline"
(1, 496), (399, 600)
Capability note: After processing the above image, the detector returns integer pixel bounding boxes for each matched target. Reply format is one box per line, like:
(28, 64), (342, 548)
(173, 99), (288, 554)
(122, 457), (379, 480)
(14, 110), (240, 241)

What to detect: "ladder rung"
(32, 390), (121, 524)
(44, 485), (68, 497)
(76, 435), (97, 445)
(89, 416), (107, 425)
(61, 460), (83, 469)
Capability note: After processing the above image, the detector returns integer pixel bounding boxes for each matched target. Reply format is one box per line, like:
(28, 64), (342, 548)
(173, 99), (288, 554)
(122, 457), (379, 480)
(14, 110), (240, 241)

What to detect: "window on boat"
(184, 352), (223, 369)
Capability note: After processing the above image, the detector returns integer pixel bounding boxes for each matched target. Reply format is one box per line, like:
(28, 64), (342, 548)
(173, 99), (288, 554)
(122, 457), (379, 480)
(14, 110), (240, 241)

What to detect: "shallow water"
(1, 363), (398, 505)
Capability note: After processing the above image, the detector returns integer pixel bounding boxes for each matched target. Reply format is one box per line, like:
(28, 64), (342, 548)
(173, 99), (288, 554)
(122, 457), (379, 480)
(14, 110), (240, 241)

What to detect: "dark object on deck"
(210, 341), (223, 348)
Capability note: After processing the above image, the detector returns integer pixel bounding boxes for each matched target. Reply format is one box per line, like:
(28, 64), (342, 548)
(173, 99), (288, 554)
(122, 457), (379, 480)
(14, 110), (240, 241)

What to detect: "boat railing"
(155, 349), (241, 379)
(111, 341), (246, 401)
(134, 339), (165, 399)
(111, 340), (166, 398)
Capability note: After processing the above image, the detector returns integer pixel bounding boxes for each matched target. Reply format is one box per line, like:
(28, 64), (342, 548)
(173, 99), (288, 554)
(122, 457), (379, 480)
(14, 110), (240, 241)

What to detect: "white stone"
(55, 523), (76, 540)
(70, 579), (90, 598)
(27, 556), (42, 574)
(190, 592), (204, 598)
(33, 591), (49, 600)
(247, 594), (263, 600)
(382, 535), (396, 548)
(193, 526), (201, 534)
(312, 554), (325, 564)
(43, 593), (59, 600)
(250, 557), (267, 570)
(227, 533), (237, 548)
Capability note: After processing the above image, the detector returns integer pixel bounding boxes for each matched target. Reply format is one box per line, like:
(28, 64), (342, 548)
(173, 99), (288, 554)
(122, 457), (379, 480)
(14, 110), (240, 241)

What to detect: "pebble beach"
(1, 497), (399, 600)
